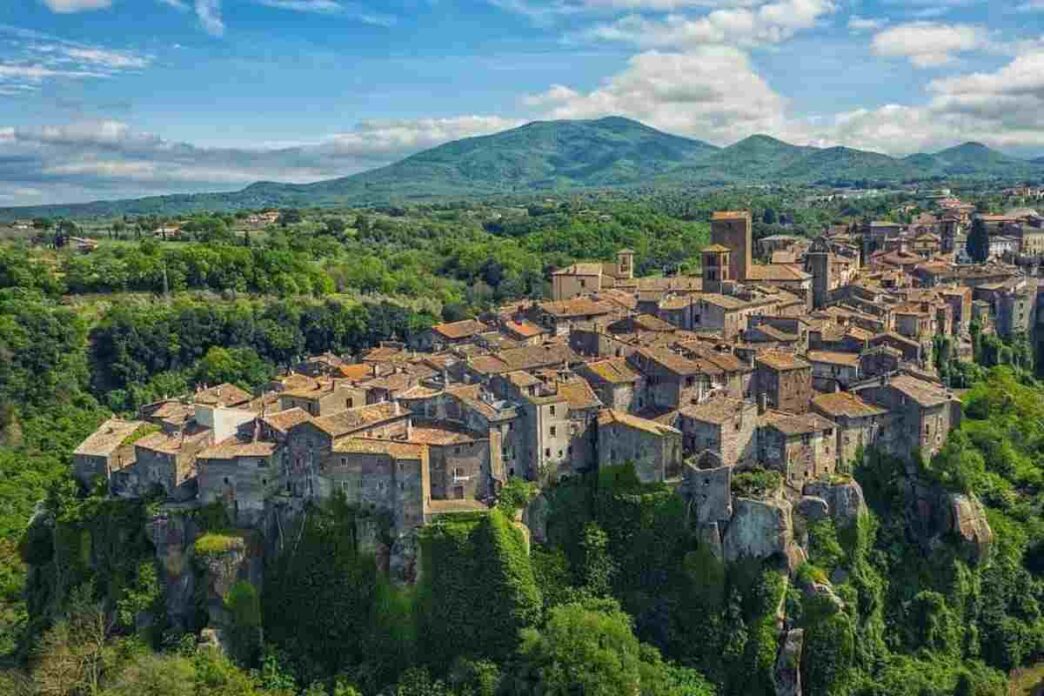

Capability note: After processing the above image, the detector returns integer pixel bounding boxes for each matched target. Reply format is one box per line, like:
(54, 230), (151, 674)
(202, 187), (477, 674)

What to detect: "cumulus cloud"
(809, 46), (1044, 152)
(42, 0), (112, 12)
(871, 22), (983, 67)
(0, 115), (521, 205)
(584, 0), (836, 49)
(527, 47), (788, 143)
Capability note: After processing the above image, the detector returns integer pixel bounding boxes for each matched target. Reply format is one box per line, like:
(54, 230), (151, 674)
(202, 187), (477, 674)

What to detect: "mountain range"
(4, 116), (1043, 219)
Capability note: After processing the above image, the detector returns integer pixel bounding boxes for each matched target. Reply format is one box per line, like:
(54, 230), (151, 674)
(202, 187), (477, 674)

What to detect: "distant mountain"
(3, 118), (1043, 219)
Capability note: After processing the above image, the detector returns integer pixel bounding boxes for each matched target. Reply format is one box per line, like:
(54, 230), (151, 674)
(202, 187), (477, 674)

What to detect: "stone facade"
(596, 409), (683, 483)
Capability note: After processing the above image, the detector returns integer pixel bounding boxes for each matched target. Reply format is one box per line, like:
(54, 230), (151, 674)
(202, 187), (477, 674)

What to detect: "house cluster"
(74, 209), (1038, 543)
(851, 202), (1044, 263)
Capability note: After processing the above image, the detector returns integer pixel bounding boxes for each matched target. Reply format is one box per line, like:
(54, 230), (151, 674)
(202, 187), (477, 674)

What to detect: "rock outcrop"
(946, 493), (993, 564)
(803, 479), (866, 527)
(523, 493), (550, 544)
(723, 496), (793, 563)
(146, 511), (199, 631)
(773, 628), (804, 696)
(795, 495), (829, 523)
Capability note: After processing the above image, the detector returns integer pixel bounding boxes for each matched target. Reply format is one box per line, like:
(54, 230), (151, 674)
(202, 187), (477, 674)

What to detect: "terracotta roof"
(198, 438), (277, 459)
(263, 407), (312, 433)
(679, 395), (751, 425)
(702, 243), (732, 253)
(888, 374), (951, 407)
(584, 357), (640, 384)
(331, 437), (426, 459)
(745, 264), (811, 282)
(468, 343), (578, 375)
(310, 402), (405, 438)
(807, 351), (860, 367)
(75, 418), (148, 457)
(698, 293), (750, 311)
(632, 314), (674, 332)
(502, 319), (544, 339)
(538, 297), (617, 318)
(556, 378), (602, 411)
(756, 351), (810, 372)
(135, 429), (209, 455)
(635, 347), (703, 376)
(761, 411), (836, 436)
(812, 392), (885, 419)
(277, 373), (321, 391)
(409, 425), (482, 446)
(432, 319), (488, 340)
(552, 262), (605, 276)
(712, 211), (750, 220)
(597, 408), (680, 436)
(195, 383), (253, 408)
(336, 364), (375, 381)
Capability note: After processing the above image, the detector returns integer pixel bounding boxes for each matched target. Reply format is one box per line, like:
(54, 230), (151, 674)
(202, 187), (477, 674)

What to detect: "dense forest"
(0, 192), (1041, 694)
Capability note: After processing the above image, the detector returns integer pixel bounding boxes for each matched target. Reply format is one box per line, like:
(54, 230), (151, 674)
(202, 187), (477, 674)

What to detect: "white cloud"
(0, 115), (523, 204)
(326, 116), (524, 156)
(194, 0), (225, 36)
(871, 22), (983, 68)
(0, 27), (151, 92)
(255, 0), (396, 26)
(42, 0), (112, 12)
(847, 15), (884, 33)
(585, 0), (836, 49)
(527, 47), (788, 143)
(59, 47), (151, 70)
(810, 46), (1044, 152)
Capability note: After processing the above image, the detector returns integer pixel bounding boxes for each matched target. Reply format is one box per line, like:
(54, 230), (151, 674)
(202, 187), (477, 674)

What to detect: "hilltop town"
(72, 204), (1031, 582)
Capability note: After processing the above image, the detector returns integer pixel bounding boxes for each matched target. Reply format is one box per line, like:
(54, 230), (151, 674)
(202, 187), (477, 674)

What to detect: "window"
(346, 398), (354, 408)
(545, 448), (551, 458)
(454, 446), (462, 455)
(549, 426), (557, 437)
(549, 405), (556, 416)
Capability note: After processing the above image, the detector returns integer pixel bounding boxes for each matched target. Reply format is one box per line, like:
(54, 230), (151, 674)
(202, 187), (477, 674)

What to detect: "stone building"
(711, 211), (752, 283)
(322, 439), (430, 531)
(628, 347), (713, 410)
(551, 250), (635, 301)
(757, 411), (837, 489)
(855, 374), (960, 462)
(72, 417), (147, 487)
(576, 357), (643, 412)
(754, 351), (813, 414)
(810, 391), (886, 467)
(596, 409), (683, 484)
(125, 428), (213, 501)
(284, 402), (410, 498)
(677, 395), (757, 467)
(279, 380), (367, 416)
(409, 422), (491, 501)
(196, 439), (280, 526)
(806, 351), (861, 392)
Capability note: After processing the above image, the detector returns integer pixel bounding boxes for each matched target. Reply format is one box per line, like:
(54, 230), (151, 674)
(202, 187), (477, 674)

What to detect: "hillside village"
(73, 205), (1031, 586)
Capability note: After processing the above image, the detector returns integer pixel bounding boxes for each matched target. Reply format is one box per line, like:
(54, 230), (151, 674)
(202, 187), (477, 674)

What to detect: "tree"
(966, 218), (989, 263)
(506, 598), (713, 696)
(278, 209), (303, 227)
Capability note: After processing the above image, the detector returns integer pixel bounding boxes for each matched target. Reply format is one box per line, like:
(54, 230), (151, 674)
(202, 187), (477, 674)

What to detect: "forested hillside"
(2, 117), (1042, 219)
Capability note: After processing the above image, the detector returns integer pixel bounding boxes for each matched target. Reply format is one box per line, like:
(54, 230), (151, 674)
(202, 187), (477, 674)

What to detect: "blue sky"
(0, 0), (1042, 205)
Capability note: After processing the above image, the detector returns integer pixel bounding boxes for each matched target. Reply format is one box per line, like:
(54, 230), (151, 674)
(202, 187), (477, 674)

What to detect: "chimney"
(757, 392), (768, 415)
